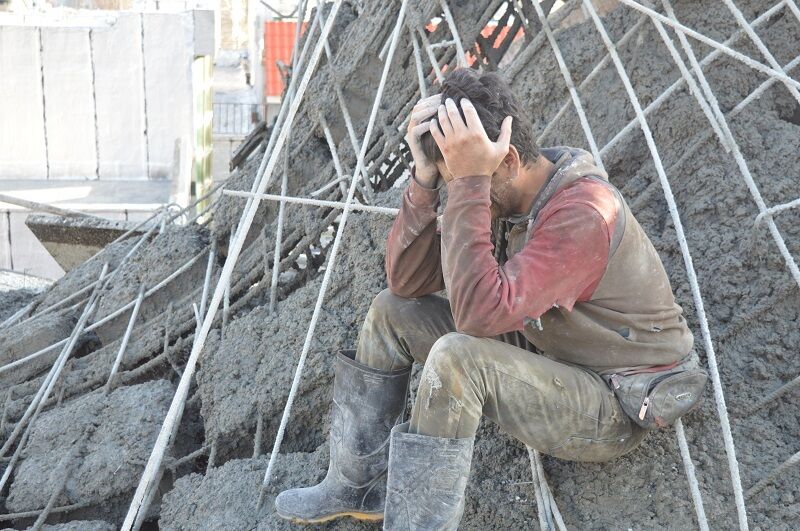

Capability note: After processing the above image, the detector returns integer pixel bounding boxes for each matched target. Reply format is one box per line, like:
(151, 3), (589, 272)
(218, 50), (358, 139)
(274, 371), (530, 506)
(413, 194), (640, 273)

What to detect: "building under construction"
(0, 0), (799, 529)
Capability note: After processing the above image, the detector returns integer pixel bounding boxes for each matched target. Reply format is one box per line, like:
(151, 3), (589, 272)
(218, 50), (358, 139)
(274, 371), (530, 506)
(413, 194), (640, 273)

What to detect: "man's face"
(435, 147), (519, 219)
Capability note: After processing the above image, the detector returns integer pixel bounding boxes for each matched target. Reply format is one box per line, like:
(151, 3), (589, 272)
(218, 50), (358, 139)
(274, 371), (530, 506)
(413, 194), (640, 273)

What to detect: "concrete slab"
(25, 214), (144, 272)
(92, 12), (148, 180)
(40, 27), (97, 180)
(142, 12), (194, 181)
(0, 180), (169, 279)
(0, 26), (47, 180)
(6, 380), (175, 515)
(5, 211), (65, 279)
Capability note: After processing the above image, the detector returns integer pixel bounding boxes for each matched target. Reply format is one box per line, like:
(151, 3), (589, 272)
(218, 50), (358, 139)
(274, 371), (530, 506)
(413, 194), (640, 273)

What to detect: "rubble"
(7, 381), (174, 521)
(0, 0), (798, 529)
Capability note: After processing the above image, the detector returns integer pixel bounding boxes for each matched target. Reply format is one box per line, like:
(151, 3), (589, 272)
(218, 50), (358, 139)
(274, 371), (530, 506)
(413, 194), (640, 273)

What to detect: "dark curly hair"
(420, 68), (539, 166)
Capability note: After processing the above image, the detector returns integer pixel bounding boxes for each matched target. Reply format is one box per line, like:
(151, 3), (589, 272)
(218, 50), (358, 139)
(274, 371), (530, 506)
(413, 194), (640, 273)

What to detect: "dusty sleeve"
(384, 175), (446, 298)
(441, 175), (610, 337)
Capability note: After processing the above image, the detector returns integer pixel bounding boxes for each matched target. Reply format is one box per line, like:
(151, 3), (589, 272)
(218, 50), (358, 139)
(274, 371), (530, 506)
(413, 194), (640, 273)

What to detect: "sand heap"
(0, 1), (798, 529)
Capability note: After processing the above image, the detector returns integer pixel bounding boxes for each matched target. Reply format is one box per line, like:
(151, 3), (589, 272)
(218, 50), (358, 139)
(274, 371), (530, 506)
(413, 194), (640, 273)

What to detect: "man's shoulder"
(543, 177), (620, 227)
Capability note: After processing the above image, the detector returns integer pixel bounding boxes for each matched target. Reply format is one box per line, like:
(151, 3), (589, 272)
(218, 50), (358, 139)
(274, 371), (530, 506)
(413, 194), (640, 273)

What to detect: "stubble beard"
(489, 174), (516, 219)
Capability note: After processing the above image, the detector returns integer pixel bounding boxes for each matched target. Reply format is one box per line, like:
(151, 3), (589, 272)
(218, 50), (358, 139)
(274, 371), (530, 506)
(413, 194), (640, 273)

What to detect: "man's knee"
(425, 333), (479, 384)
(414, 333), (484, 437)
(365, 288), (427, 332)
(368, 288), (405, 318)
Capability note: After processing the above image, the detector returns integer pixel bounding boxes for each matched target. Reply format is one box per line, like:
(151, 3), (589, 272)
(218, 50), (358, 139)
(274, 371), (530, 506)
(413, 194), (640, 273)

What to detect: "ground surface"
(0, 0), (798, 529)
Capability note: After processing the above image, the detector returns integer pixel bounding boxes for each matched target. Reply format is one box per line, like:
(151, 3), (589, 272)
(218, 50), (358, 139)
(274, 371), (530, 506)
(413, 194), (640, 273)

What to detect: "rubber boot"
(274, 350), (411, 524)
(383, 422), (475, 531)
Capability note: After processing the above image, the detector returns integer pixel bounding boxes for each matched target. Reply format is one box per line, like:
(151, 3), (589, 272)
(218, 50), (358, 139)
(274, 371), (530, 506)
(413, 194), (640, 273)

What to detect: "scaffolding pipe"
(223, 190), (400, 215)
(600, 0), (787, 156)
(582, 2), (749, 529)
(121, 4), (344, 528)
(259, 0), (409, 497)
(104, 284), (146, 393)
(616, 0), (800, 91)
(0, 248), (209, 376)
(440, 0), (467, 66)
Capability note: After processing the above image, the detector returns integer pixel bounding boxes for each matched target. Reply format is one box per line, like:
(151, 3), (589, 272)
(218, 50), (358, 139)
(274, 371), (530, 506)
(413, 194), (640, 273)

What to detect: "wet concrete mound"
(7, 380), (173, 518)
(0, 0), (798, 529)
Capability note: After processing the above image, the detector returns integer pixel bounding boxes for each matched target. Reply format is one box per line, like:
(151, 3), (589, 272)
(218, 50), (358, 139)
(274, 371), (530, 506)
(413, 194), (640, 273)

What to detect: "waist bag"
(606, 353), (708, 430)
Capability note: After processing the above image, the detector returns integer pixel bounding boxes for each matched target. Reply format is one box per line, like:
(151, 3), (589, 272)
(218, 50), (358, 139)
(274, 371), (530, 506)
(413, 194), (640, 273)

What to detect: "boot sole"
(278, 510), (384, 524)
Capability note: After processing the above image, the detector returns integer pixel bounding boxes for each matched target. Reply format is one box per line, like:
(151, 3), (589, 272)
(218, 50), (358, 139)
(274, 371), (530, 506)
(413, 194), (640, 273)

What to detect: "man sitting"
(275, 68), (696, 530)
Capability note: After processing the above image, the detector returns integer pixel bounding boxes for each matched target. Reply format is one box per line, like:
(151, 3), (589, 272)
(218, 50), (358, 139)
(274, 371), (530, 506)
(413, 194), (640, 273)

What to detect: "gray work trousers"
(356, 289), (647, 462)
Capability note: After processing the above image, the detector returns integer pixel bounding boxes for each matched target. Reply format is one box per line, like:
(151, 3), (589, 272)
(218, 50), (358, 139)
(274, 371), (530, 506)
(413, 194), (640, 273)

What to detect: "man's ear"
(503, 145), (521, 170)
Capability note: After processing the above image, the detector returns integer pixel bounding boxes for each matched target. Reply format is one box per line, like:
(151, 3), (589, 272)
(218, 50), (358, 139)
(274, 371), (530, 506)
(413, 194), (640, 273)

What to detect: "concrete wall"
(41, 27), (97, 179)
(0, 10), (214, 185)
(0, 27), (47, 179)
(0, 9), (213, 280)
(93, 13), (147, 179)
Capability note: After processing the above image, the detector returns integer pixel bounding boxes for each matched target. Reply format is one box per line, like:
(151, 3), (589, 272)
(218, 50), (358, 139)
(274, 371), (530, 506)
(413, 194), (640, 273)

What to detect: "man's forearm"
(441, 175), (610, 337)
(384, 177), (445, 298)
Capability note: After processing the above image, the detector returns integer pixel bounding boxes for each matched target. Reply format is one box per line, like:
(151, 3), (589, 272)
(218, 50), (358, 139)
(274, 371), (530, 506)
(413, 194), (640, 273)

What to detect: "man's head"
(420, 69), (539, 216)
(420, 69), (537, 165)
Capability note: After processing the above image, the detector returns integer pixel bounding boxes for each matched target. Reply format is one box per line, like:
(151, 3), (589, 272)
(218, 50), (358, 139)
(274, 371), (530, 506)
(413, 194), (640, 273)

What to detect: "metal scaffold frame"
(1, 1), (798, 530)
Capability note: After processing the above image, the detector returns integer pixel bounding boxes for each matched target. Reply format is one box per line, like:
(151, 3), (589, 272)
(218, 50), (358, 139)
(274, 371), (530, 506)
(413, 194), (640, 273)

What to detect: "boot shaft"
(330, 350), (411, 487)
(384, 422), (474, 531)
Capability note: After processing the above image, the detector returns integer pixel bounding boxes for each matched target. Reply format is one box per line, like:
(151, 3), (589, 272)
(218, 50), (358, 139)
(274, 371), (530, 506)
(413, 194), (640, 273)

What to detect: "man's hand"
(405, 95), (441, 188)
(430, 98), (512, 180)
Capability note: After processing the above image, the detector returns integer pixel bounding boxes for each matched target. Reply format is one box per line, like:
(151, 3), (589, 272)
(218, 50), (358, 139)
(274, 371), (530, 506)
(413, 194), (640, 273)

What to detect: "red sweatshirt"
(385, 174), (616, 337)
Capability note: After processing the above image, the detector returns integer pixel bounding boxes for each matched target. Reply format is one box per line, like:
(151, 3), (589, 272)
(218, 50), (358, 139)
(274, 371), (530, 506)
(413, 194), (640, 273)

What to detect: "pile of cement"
(0, 271), (51, 323)
(1, 0), (798, 529)
(7, 380), (174, 520)
(25, 522), (116, 531)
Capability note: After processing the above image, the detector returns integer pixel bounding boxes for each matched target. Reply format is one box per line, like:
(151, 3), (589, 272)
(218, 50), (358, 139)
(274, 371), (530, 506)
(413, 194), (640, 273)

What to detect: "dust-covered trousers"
(356, 289), (648, 462)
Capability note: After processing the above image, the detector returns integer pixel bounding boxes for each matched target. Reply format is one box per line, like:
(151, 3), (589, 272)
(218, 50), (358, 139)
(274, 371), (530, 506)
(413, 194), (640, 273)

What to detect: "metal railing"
(212, 102), (267, 137)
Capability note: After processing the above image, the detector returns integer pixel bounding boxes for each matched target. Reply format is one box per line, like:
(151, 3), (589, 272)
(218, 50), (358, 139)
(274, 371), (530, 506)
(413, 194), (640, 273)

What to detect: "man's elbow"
(453, 314), (496, 337)
(386, 277), (418, 299)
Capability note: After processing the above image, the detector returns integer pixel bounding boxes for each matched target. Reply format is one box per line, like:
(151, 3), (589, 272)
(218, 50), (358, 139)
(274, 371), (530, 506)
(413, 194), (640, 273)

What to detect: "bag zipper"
(638, 396), (650, 420)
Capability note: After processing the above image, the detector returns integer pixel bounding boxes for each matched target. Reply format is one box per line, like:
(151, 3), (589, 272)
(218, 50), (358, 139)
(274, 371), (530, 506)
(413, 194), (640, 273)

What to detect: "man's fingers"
(409, 106), (438, 126)
(437, 105), (454, 136)
(429, 119), (445, 149)
(404, 121), (431, 145)
(411, 97), (440, 117)
(460, 99), (486, 135)
(496, 116), (513, 150)
(445, 98), (466, 132)
(411, 121), (431, 137)
(415, 94), (440, 108)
